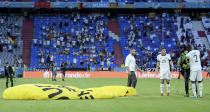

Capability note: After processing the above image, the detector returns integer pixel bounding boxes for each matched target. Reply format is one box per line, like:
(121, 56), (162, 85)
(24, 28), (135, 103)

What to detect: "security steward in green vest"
(178, 47), (190, 97)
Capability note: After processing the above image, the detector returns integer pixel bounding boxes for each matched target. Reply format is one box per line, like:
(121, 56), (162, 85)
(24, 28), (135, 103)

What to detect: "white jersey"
(125, 54), (136, 72)
(186, 50), (202, 71)
(157, 54), (171, 72)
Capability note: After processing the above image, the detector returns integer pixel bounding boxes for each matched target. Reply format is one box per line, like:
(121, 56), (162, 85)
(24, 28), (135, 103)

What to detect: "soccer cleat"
(199, 95), (203, 98)
(184, 94), (189, 97)
(167, 92), (170, 96)
(161, 93), (163, 96)
(190, 96), (197, 98)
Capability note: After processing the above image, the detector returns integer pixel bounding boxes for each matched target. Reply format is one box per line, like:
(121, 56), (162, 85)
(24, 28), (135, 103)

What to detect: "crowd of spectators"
(119, 13), (180, 68)
(0, 15), (23, 68)
(177, 16), (209, 71)
(32, 14), (116, 69)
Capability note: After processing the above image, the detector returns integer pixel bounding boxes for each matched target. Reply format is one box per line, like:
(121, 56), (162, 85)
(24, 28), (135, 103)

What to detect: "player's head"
(181, 46), (188, 54)
(161, 47), (166, 55)
(5, 62), (9, 66)
(187, 45), (192, 52)
(130, 48), (136, 56)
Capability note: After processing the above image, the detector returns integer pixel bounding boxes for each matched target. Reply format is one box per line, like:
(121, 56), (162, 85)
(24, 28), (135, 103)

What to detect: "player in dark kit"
(4, 62), (14, 88)
(61, 62), (67, 81)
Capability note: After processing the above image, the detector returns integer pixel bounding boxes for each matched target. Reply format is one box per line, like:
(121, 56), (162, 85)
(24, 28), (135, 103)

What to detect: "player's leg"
(165, 71), (171, 96)
(160, 72), (164, 96)
(6, 75), (9, 88)
(184, 69), (190, 97)
(197, 70), (203, 98)
(166, 79), (170, 96)
(51, 71), (53, 81)
(131, 71), (137, 88)
(10, 75), (13, 87)
(127, 72), (132, 87)
(52, 72), (55, 81)
(190, 71), (197, 98)
(62, 72), (65, 81)
(52, 72), (54, 81)
(160, 79), (164, 96)
(54, 72), (57, 81)
(186, 69), (190, 96)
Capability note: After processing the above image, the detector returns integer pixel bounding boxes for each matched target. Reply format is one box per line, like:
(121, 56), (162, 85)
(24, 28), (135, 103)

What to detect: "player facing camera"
(156, 47), (174, 96)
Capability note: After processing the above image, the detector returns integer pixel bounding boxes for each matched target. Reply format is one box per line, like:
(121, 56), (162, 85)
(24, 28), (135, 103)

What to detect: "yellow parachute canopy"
(3, 84), (136, 100)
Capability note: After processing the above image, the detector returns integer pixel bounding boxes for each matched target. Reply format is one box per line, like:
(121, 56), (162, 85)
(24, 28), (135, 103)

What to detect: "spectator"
(107, 58), (111, 67)
(73, 57), (77, 68)
(33, 38), (38, 46)
(40, 56), (45, 65)
(80, 60), (84, 66)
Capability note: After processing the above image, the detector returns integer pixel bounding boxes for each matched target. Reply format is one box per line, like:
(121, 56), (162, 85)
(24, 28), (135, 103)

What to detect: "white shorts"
(160, 70), (171, 80)
(190, 70), (202, 81)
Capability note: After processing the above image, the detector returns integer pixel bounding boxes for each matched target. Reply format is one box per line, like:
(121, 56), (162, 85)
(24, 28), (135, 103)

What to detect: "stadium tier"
(31, 15), (117, 69)
(0, 13), (209, 71)
(0, 15), (23, 67)
(118, 14), (179, 68)
(0, 0), (209, 72)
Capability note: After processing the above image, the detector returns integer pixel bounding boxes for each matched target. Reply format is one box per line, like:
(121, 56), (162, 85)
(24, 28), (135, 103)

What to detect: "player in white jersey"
(156, 47), (174, 96)
(186, 46), (203, 98)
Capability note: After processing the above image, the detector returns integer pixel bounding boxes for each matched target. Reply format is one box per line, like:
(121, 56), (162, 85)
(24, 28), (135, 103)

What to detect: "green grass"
(0, 78), (210, 112)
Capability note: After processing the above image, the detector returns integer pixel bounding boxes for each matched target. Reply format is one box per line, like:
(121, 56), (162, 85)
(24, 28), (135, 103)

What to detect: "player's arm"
(185, 51), (190, 59)
(125, 66), (131, 76)
(169, 60), (174, 71)
(156, 55), (160, 72)
(168, 55), (174, 70)
(177, 57), (181, 67)
(136, 65), (143, 73)
(156, 61), (160, 72)
(125, 57), (131, 75)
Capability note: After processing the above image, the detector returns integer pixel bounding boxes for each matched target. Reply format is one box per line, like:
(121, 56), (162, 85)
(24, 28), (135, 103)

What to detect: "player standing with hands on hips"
(156, 47), (174, 96)
(125, 48), (142, 88)
(186, 46), (203, 98)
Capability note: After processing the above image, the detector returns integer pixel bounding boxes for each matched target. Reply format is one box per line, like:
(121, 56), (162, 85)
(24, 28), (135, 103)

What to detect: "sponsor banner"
(125, 3), (134, 8)
(134, 2), (178, 8)
(0, 2), (210, 9)
(23, 71), (208, 78)
(50, 2), (77, 8)
(0, 2), (34, 8)
(178, 3), (185, 8)
(109, 3), (118, 8)
(87, 2), (109, 8)
(183, 2), (210, 8)
(35, 1), (50, 8)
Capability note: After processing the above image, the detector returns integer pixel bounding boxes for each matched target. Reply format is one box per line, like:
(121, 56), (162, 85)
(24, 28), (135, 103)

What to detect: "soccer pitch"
(0, 78), (209, 112)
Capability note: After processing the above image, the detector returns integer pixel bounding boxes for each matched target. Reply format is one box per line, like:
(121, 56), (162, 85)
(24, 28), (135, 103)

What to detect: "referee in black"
(4, 62), (14, 88)
(125, 48), (141, 88)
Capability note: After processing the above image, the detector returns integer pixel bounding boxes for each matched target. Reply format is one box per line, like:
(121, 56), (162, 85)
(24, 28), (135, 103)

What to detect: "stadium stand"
(0, 0), (209, 72)
(31, 14), (117, 69)
(0, 13), (209, 71)
(0, 15), (23, 67)
(176, 16), (209, 71)
(118, 13), (180, 69)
